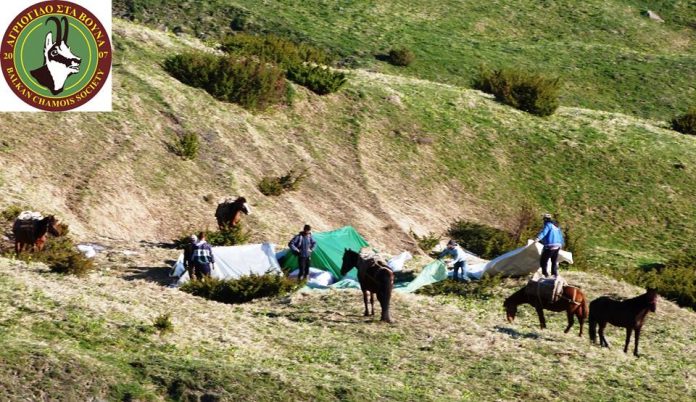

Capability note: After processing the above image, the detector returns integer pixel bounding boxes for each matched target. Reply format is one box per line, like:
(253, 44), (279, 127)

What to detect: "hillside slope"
(0, 257), (694, 400)
(1, 20), (695, 264)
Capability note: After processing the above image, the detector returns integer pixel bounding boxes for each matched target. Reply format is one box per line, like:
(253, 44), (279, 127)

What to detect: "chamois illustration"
(30, 16), (81, 95)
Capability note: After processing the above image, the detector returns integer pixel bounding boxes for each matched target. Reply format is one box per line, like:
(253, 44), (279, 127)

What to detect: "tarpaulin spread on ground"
(170, 242), (281, 285)
(281, 226), (369, 279)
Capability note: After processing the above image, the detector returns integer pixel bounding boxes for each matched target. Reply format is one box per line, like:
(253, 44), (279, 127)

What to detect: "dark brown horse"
(589, 288), (657, 357)
(503, 285), (589, 336)
(214, 197), (251, 229)
(340, 249), (394, 323)
(12, 215), (61, 255)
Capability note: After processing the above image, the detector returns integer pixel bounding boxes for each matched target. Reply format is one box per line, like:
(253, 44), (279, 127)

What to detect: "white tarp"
(171, 242), (281, 285)
(467, 240), (573, 279)
(288, 267), (336, 287)
(387, 251), (412, 272)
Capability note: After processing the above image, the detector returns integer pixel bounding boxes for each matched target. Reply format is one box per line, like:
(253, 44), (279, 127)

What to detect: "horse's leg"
(362, 291), (369, 316)
(633, 327), (642, 357)
(623, 327), (632, 354)
(599, 322), (609, 348)
(577, 309), (585, 337)
(564, 309), (574, 334)
(370, 292), (375, 316)
(535, 307), (546, 329)
(14, 241), (20, 256)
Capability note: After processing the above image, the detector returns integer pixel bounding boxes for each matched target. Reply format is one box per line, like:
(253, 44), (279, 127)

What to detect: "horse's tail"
(588, 309), (597, 343)
(580, 293), (589, 320)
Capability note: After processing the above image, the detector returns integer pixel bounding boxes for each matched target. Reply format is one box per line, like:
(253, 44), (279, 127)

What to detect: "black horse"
(340, 249), (394, 323)
(589, 288), (658, 357)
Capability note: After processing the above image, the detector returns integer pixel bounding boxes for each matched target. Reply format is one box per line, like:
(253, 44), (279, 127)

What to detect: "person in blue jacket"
(289, 224), (316, 282)
(439, 239), (468, 281)
(534, 213), (564, 277)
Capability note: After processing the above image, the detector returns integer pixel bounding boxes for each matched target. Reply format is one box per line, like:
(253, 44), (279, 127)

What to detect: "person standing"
(534, 213), (564, 277)
(183, 234), (197, 280)
(289, 224), (316, 281)
(439, 239), (468, 282)
(190, 231), (215, 280)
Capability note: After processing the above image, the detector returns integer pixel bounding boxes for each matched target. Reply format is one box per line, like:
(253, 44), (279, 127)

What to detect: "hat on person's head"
(303, 224), (311, 232)
(543, 213), (553, 220)
(189, 234), (198, 242)
(447, 239), (458, 247)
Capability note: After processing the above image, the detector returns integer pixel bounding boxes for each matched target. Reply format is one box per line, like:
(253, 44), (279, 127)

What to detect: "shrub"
(206, 225), (252, 246)
(416, 274), (503, 300)
(473, 67), (561, 116)
(153, 313), (174, 334)
(180, 273), (300, 304)
(671, 107), (696, 135)
(164, 52), (287, 110)
(286, 65), (346, 95)
(221, 33), (333, 68)
(387, 47), (415, 67)
(171, 132), (199, 160)
(447, 220), (515, 259)
(628, 252), (696, 310)
(1, 205), (25, 221)
(410, 230), (441, 252)
(258, 168), (308, 196)
(36, 237), (95, 276)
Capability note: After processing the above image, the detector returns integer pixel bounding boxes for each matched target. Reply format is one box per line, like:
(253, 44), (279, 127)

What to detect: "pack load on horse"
(12, 211), (61, 255)
(214, 196), (251, 229)
(589, 288), (658, 357)
(340, 248), (394, 323)
(504, 270), (589, 336)
(525, 271), (567, 304)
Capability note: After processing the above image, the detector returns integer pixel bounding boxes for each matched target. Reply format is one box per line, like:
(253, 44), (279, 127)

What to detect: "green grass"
(115, 0), (696, 120)
(1, 259), (694, 400)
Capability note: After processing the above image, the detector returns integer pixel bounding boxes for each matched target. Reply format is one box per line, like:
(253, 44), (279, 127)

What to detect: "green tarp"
(282, 226), (369, 279)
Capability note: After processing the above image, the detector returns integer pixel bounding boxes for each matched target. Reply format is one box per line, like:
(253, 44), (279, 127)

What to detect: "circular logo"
(1, 0), (111, 111)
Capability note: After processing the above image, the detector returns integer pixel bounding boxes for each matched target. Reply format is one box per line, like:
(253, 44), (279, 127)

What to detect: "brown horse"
(503, 285), (589, 336)
(589, 288), (657, 357)
(12, 215), (61, 255)
(214, 197), (251, 229)
(340, 249), (394, 323)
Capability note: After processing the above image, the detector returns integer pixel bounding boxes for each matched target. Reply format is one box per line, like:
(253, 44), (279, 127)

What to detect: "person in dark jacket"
(288, 224), (316, 281)
(190, 231), (215, 280)
(534, 213), (564, 277)
(183, 234), (197, 280)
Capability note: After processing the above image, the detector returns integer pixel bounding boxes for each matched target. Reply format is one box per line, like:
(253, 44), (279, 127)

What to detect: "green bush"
(164, 52), (287, 110)
(416, 274), (503, 300)
(34, 237), (95, 276)
(387, 47), (415, 67)
(627, 252), (696, 310)
(671, 107), (696, 135)
(447, 220), (515, 259)
(1, 205), (25, 221)
(153, 313), (174, 334)
(286, 65), (346, 95)
(221, 33), (333, 68)
(410, 230), (441, 252)
(180, 273), (300, 304)
(171, 132), (199, 160)
(173, 224), (251, 249)
(473, 67), (561, 116)
(258, 168), (308, 196)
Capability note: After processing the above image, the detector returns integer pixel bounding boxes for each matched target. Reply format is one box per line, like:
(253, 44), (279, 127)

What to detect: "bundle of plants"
(180, 273), (301, 304)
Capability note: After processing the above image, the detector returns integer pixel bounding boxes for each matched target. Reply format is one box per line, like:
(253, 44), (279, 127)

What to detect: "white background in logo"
(0, 0), (112, 112)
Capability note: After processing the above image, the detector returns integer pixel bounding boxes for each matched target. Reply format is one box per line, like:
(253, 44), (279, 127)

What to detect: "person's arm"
(309, 236), (316, 252)
(438, 249), (449, 259)
(289, 236), (300, 253)
(535, 224), (549, 242)
(207, 244), (215, 264)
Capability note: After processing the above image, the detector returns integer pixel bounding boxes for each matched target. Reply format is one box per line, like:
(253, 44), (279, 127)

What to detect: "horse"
(340, 249), (394, 323)
(503, 284), (589, 336)
(214, 197), (251, 229)
(12, 215), (61, 255)
(589, 288), (657, 357)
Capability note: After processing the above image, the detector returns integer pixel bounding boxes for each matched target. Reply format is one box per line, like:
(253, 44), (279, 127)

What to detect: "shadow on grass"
(122, 260), (177, 286)
(494, 325), (540, 339)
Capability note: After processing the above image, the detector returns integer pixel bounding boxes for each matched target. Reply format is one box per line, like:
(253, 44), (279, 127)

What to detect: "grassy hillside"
(1, 258), (694, 400)
(114, 0), (696, 120)
(1, 19), (695, 271)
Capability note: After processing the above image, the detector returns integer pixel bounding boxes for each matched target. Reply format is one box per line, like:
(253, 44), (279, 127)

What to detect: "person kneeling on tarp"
(439, 239), (468, 282)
